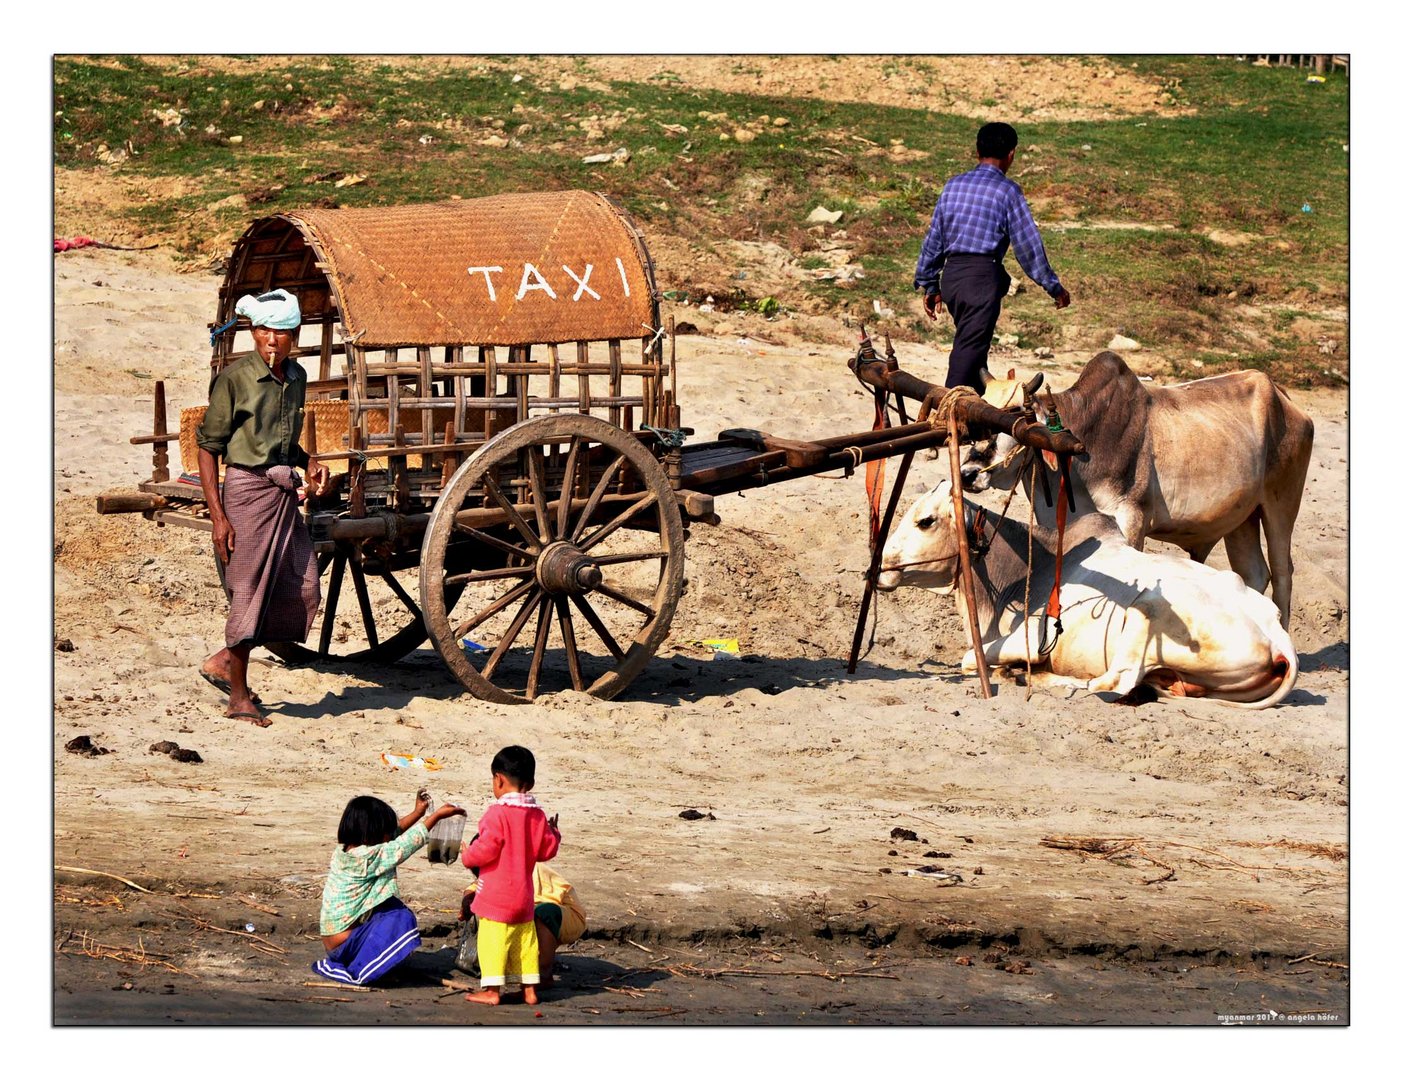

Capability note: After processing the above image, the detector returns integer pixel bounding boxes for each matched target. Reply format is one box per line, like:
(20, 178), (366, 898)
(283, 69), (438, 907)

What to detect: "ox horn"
(1022, 372), (1045, 397)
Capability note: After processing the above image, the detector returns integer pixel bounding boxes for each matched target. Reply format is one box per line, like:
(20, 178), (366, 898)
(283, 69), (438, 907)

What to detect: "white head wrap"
(234, 288), (302, 330)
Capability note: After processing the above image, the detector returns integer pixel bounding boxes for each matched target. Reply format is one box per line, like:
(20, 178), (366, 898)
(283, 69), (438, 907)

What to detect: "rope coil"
(640, 424), (687, 449)
(930, 385), (980, 430)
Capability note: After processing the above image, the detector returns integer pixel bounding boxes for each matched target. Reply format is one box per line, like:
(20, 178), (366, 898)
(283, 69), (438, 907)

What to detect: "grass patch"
(53, 55), (1347, 385)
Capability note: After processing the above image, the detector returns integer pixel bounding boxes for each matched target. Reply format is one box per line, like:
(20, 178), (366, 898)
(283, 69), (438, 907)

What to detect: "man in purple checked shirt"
(914, 122), (1072, 390)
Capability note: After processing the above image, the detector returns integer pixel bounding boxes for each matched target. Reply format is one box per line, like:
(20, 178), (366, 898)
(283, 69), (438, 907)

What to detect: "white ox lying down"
(878, 480), (1298, 708)
(962, 353), (1313, 629)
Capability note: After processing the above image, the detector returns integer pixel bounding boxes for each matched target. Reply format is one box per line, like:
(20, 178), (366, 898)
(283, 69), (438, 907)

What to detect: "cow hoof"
(1114, 685), (1158, 707)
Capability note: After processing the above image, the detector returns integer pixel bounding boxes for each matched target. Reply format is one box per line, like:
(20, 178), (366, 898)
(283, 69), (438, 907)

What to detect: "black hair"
(337, 795), (399, 848)
(976, 122), (1018, 159)
(491, 745), (536, 789)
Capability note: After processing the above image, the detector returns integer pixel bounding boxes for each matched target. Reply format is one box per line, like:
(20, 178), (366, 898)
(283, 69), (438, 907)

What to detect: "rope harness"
(641, 424), (687, 449)
(847, 349), (1074, 689)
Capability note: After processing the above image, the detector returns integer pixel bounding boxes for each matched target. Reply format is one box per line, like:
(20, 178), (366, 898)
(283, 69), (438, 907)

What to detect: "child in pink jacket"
(461, 745), (561, 1005)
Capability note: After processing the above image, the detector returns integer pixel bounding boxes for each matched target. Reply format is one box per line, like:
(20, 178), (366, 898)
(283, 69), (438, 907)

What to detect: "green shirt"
(318, 822), (429, 935)
(196, 353), (311, 469)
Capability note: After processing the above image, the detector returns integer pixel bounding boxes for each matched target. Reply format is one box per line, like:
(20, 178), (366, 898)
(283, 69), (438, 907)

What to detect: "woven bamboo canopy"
(217, 190), (659, 349)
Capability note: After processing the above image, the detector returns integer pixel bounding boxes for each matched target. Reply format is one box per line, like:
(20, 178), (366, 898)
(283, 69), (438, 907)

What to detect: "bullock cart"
(97, 191), (1083, 703)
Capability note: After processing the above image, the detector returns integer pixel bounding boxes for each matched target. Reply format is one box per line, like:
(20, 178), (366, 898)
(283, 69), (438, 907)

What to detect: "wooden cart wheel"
(266, 543), (462, 666)
(420, 414), (685, 703)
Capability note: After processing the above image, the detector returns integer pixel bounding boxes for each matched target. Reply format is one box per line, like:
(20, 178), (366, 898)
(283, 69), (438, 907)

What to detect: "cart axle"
(535, 541), (604, 596)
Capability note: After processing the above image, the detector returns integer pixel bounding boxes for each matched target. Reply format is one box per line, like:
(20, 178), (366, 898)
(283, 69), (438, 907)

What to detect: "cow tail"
(1257, 620), (1300, 709)
(1218, 622), (1300, 710)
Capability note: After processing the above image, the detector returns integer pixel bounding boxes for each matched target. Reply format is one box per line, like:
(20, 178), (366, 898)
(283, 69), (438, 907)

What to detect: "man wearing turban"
(195, 289), (328, 724)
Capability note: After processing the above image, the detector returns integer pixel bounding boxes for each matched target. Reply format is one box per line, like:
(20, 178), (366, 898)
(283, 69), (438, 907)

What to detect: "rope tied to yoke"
(918, 385), (980, 430)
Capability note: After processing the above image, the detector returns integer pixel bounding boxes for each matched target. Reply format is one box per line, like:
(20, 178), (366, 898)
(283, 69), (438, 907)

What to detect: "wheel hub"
(535, 541), (603, 595)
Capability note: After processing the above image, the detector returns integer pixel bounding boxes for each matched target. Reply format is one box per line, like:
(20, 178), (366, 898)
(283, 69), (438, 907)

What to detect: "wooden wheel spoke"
(379, 571), (423, 621)
(452, 578), (534, 640)
(318, 553), (347, 657)
(570, 454), (626, 542)
(482, 471), (542, 551)
(348, 559), (380, 649)
(592, 580), (656, 619)
(443, 565), (536, 587)
(571, 594), (625, 661)
(556, 597), (585, 691)
(456, 524), (533, 563)
(556, 437), (581, 539)
(481, 590), (544, 682)
(589, 549), (667, 566)
(526, 597), (553, 700)
(527, 445), (554, 545)
(580, 493), (660, 552)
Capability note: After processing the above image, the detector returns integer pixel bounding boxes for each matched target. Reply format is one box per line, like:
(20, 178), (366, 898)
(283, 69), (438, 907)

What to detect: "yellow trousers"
(477, 917), (539, 988)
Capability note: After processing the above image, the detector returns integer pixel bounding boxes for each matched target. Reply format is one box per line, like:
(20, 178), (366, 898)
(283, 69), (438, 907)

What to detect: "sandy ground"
(52, 248), (1347, 1023)
(132, 54), (1191, 123)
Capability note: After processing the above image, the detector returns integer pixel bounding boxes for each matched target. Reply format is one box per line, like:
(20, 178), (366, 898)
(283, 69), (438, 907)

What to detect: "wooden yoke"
(846, 349), (1085, 699)
(848, 356), (1086, 456)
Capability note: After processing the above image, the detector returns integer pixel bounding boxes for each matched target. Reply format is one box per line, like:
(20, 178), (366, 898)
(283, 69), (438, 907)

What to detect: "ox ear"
(1023, 372), (1044, 397)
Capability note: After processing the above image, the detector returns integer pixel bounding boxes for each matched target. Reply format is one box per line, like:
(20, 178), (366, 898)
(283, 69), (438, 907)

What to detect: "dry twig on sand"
(304, 980), (372, 992)
(55, 886), (125, 910)
(1254, 839), (1348, 862)
(55, 865), (152, 893)
(1040, 834), (1328, 884)
(1040, 836), (1142, 856)
(611, 1006), (688, 1017)
(57, 930), (194, 976)
(167, 906), (288, 959)
(661, 962), (899, 982)
(1040, 835), (1177, 882)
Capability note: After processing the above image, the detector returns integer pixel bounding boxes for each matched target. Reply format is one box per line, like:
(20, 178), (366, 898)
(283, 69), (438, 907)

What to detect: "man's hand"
(923, 291), (944, 319)
(548, 813), (560, 833)
(1053, 286), (1071, 310)
(306, 459), (330, 497)
(211, 514), (235, 565)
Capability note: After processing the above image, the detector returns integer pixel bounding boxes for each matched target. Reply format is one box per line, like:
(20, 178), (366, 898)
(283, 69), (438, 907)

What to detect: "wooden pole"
(151, 380), (169, 483)
(349, 426), (366, 518)
(96, 493), (169, 514)
(847, 450), (915, 674)
(947, 423), (993, 699)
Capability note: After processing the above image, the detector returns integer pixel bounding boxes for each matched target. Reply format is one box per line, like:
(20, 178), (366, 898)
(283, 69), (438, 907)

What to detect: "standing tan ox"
(878, 481), (1299, 708)
(961, 352), (1313, 628)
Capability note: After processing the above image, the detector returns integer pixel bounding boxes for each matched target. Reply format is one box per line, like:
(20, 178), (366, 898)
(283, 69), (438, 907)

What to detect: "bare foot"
(464, 989), (501, 1005)
(225, 700), (272, 727)
(524, 985), (539, 1005)
(201, 655), (260, 704)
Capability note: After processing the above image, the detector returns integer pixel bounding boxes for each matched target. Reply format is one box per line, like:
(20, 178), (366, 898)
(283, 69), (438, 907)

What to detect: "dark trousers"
(940, 256), (1011, 389)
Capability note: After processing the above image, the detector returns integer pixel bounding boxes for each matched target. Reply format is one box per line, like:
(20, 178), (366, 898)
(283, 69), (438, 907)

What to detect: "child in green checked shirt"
(312, 792), (464, 986)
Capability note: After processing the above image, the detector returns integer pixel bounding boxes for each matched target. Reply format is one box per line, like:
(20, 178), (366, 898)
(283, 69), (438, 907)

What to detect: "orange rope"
(865, 391), (888, 549)
(1048, 465), (1069, 623)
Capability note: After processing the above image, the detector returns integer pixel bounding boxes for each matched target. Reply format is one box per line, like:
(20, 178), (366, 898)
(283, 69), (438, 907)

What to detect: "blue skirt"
(312, 898), (421, 986)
